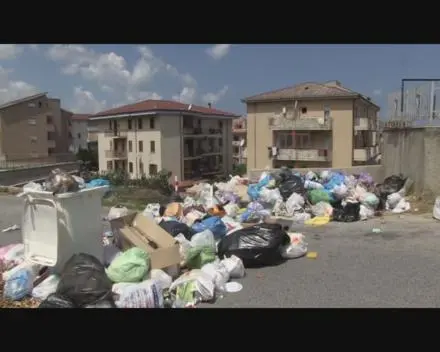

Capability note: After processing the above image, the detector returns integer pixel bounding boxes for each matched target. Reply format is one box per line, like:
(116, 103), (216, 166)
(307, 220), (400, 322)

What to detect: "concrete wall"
(0, 162), (79, 186)
(382, 127), (440, 196)
(248, 165), (384, 183)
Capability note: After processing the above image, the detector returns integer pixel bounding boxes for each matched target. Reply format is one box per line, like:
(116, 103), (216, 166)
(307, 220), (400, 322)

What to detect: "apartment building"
(243, 81), (380, 170)
(0, 93), (74, 164)
(70, 114), (90, 152)
(232, 117), (247, 165)
(89, 100), (239, 181)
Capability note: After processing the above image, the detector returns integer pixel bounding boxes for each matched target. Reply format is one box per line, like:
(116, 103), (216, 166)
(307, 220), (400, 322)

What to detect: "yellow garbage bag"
(304, 215), (330, 226)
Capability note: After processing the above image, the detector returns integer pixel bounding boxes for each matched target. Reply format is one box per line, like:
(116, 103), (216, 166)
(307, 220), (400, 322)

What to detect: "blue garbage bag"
(247, 173), (273, 201)
(4, 268), (35, 301)
(86, 178), (110, 188)
(192, 216), (227, 239)
(324, 172), (345, 191)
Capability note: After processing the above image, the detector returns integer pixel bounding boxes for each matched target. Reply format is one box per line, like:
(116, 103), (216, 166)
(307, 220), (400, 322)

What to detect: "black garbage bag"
(56, 253), (114, 308)
(332, 201), (360, 222)
(159, 220), (195, 240)
(38, 293), (76, 308)
(376, 174), (406, 211)
(83, 300), (116, 308)
(217, 223), (290, 267)
(279, 174), (305, 201)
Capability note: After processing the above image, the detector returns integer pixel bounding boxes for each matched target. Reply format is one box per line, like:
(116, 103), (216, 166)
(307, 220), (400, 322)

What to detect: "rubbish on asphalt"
(372, 228), (382, 233)
(306, 252), (318, 259)
(0, 167), (419, 308)
(433, 196), (440, 220)
(225, 281), (243, 293)
(1, 224), (20, 233)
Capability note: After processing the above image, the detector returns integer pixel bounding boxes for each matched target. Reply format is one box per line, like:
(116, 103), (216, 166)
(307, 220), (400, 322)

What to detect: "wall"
(246, 99), (355, 171)
(49, 99), (71, 154)
(248, 165), (384, 183)
(161, 115), (182, 181)
(382, 127), (440, 196)
(71, 120), (88, 151)
(0, 162), (79, 186)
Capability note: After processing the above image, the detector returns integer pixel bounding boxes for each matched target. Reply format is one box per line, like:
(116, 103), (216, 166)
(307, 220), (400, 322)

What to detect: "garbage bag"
(169, 270), (215, 307)
(433, 197), (440, 221)
(220, 255), (245, 278)
(112, 280), (164, 308)
(32, 274), (60, 301)
(0, 243), (24, 270)
(324, 172), (345, 191)
(362, 192), (380, 209)
(86, 178), (110, 188)
(39, 293), (76, 308)
(3, 268), (36, 301)
(332, 184), (348, 199)
(107, 205), (129, 221)
(148, 269), (173, 290)
(192, 216), (227, 240)
(382, 175), (406, 195)
(308, 189), (332, 205)
(106, 248), (150, 283)
(217, 223), (290, 267)
(57, 253), (114, 307)
(279, 174), (305, 201)
(160, 220), (195, 240)
(83, 299), (116, 308)
(304, 180), (324, 190)
(186, 246), (216, 269)
(285, 192), (305, 215)
(332, 202), (360, 222)
(386, 192), (402, 210)
(201, 260), (230, 294)
(280, 233), (308, 259)
(358, 172), (374, 185)
(359, 204), (375, 221)
(311, 201), (333, 217)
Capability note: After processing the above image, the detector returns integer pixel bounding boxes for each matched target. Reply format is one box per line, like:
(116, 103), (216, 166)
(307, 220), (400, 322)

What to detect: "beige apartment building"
(0, 93), (74, 166)
(232, 117), (247, 165)
(243, 81), (380, 171)
(89, 100), (239, 181)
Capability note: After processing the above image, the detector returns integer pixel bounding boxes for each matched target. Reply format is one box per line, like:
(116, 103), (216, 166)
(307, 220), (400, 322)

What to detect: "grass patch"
(103, 187), (172, 210)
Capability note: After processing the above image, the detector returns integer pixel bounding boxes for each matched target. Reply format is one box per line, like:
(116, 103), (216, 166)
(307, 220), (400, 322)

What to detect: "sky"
(0, 44), (439, 116)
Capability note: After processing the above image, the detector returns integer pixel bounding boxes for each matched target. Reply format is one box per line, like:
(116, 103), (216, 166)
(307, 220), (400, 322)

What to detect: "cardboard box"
(110, 212), (181, 270)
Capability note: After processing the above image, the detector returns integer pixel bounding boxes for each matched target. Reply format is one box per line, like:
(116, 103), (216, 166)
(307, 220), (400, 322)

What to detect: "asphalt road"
(2, 194), (440, 308)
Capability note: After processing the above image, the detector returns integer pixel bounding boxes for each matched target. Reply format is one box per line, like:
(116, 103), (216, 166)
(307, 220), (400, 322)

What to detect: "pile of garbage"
(190, 168), (412, 226)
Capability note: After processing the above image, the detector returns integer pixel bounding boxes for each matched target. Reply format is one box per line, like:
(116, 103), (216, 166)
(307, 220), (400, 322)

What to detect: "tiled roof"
(91, 99), (240, 119)
(243, 81), (375, 105)
(0, 92), (47, 110)
(71, 114), (90, 121)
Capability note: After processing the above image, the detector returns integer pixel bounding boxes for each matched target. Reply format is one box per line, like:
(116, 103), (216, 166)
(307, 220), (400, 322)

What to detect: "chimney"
(208, 102), (212, 109)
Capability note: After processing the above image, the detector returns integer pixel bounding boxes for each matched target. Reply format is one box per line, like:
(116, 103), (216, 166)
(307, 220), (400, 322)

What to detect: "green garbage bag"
(308, 189), (331, 205)
(186, 246), (216, 269)
(106, 247), (150, 283)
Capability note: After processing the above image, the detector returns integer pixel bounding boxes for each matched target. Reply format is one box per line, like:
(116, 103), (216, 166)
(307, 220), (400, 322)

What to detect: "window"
(28, 118), (36, 125)
(138, 140), (143, 152)
(276, 132), (310, 149)
(416, 94), (421, 109)
(139, 161), (144, 175)
(30, 136), (37, 143)
(218, 121), (223, 129)
(46, 115), (53, 124)
(301, 107), (307, 114)
(138, 118), (143, 130)
(107, 161), (113, 170)
(149, 164), (158, 175)
(77, 133), (81, 139)
(129, 162), (133, 173)
(219, 139), (223, 147)
(28, 102), (36, 108)
(128, 119), (132, 130)
(128, 140), (133, 152)
(150, 118), (155, 129)
(38, 101), (42, 108)
(109, 120), (112, 130)
(150, 141), (155, 153)
(296, 133), (311, 148)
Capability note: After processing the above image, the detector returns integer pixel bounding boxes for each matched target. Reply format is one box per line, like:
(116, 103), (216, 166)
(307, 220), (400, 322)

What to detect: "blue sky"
(0, 44), (439, 116)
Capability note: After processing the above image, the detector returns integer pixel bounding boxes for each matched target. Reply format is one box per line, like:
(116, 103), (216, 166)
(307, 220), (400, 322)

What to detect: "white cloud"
(202, 85), (229, 105)
(373, 89), (382, 96)
(206, 44), (231, 60)
(172, 87), (196, 104)
(0, 45), (23, 60)
(72, 86), (107, 113)
(0, 65), (39, 104)
(29, 44), (39, 51)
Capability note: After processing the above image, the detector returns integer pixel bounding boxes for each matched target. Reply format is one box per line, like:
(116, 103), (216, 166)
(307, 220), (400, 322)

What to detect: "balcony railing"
(104, 130), (128, 138)
(354, 117), (375, 130)
(277, 148), (330, 162)
(353, 146), (380, 161)
(183, 127), (222, 135)
(105, 150), (127, 158)
(269, 115), (332, 130)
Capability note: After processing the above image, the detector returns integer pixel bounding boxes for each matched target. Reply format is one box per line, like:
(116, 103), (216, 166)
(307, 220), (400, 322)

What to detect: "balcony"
(277, 148), (330, 162)
(269, 114), (332, 130)
(353, 146), (380, 162)
(104, 130), (128, 138)
(105, 150), (127, 159)
(354, 117), (374, 131)
(232, 140), (242, 146)
(183, 127), (222, 137)
(233, 128), (246, 134)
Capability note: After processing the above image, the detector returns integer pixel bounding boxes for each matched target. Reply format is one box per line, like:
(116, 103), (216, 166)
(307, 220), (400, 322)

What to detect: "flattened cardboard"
(110, 212), (181, 270)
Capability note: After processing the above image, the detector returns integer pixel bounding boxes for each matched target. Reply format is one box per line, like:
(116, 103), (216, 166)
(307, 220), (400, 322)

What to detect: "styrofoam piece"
(225, 281), (243, 293)
(20, 186), (109, 273)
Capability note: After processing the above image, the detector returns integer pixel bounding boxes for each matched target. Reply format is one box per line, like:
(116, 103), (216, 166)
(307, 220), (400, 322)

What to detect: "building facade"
(232, 117), (247, 165)
(0, 93), (74, 165)
(70, 114), (90, 152)
(89, 100), (239, 181)
(243, 81), (380, 170)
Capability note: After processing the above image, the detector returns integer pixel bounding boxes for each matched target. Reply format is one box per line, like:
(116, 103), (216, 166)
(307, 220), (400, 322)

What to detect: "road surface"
(1, 195), (440, 308)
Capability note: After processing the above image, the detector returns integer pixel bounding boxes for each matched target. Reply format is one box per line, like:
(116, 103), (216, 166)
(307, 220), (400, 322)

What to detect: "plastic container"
(20, 186), (109, 273)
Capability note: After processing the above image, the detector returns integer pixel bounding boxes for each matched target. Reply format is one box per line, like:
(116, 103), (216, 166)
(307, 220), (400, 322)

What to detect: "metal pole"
(430, 81), (435, 121)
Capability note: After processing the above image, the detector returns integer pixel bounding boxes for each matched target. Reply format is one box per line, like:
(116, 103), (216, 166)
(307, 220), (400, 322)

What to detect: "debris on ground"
(0, 166), (416, 308)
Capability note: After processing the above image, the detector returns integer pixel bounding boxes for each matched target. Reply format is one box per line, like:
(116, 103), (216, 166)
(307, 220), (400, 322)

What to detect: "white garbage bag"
(386, 193), (402, 210)
(107, 205), (129, 221)
(3, 260), (42, 281)
(32, 274), (60, 300)
(259, 188), (282, 204)
(285, 192), (305, 215)
(280, 233), (308, 259)
(221, 255), (245, 279)
(169, 270), (216, 306)
(201, 260), (230, 293)
(311, 201), (333, 217)
(391, 199), (411, 214)
(333, 184), (348, 199)
(143, 203), (162, 218)
(359, 204), (375, 221)
(149, 269), (173, 290)
(112, 280), (164, 308)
